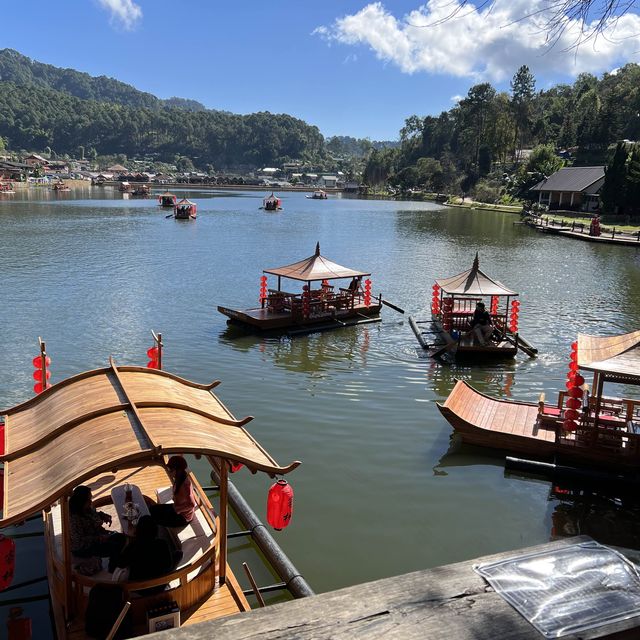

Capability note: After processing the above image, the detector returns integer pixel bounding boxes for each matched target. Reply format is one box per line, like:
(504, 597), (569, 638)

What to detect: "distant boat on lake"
(218, 242), (382, 335)
(158, 190), (177, 207)
(174, 197), (197, 219)
(306, 190), (327, 200)
(261, 193), (282, 211)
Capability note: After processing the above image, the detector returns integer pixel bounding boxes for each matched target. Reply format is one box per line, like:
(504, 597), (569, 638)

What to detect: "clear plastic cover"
(474, 540), (640, 638)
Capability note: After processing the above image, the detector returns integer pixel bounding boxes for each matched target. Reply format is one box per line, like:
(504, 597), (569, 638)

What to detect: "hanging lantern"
(0, 422), (4, 457)
(0, 534), (16, 591)
(364, 279), (372, 307)
(564, 409), (579, 421)
(562, 419), (578, 432)
(509, 300), (519, 333)
(566, 397), (582, 410)
(431, 284), (441, 315)
(7, 606), (31, 640)
(573, 374), (585, 387)
(302, 285), (310, 318)
(568, 386), (584, 399)
(32, 352), (51, 395)
(230, 462), (244, 473)
(259, 275), (268, 304)
(490, 295), (499, 315)
(267, 479), (294, 531)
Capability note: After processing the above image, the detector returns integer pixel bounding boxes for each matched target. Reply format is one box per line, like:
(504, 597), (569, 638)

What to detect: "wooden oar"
(381, 299), (405, 314)
(165, 212), (174, 218)
(504, 333), (537, 358)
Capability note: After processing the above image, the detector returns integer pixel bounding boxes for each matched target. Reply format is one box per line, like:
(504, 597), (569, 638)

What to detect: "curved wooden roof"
(0, 360), (300, 527)
(264, 243), (370, 282)
(577, 330), (640, 381)
(435, 254), (517, 297)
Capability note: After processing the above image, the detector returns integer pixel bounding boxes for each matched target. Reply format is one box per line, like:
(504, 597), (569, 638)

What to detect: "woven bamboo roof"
(264, 243), (369, 282)
(577, 330), (640, 381)
(0, 360), (300, 527)
(435, 254), (517, 297)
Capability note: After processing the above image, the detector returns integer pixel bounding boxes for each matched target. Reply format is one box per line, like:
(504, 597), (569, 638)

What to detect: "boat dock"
(163, 535), (640, 639)
(525, 216), (640, 246)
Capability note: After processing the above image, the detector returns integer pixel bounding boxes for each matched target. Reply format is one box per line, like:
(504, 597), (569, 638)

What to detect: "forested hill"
(0, 49), (206, 111)
(0, 49), (327, 168)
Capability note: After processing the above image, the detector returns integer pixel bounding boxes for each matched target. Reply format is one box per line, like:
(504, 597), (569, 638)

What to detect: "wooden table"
(110, 484), (150, 537)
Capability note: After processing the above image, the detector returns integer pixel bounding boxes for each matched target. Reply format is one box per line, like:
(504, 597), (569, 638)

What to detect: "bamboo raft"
(218, 243), (382, 334)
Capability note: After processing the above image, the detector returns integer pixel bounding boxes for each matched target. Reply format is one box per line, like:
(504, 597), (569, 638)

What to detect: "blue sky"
(4, 1), (640, 141)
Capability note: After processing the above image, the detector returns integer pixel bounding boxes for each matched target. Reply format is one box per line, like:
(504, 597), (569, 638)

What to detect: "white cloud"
(450, 94), (463, 103)
(314, 0), (640, 82)
(97, 0), (142, 30)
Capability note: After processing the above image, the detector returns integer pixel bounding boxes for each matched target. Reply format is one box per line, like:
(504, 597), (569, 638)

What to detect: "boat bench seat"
(50, 487), (217, 587)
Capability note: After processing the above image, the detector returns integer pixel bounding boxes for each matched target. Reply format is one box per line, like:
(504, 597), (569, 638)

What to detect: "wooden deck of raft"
(438, 381), (557, 455)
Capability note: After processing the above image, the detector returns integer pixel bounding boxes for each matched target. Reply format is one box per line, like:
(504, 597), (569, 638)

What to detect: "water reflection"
(219, 325), (372, 376)
(549, 486), (640, 549)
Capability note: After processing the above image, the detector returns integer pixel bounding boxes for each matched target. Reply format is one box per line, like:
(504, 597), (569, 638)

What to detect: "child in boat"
(69, 485), (126, 573)
(149, 455), (196, 527)
(469, 302), (494, 345)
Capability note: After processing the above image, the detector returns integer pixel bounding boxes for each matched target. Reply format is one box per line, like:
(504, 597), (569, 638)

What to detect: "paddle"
(381, 299), (405, 314)
(165, 212), (174, 218)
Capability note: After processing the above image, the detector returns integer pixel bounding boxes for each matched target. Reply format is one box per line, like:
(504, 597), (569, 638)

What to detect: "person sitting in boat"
(348, 276), (363, 294)
(69, 486), (126, 573)
(469, 302), (494, 346)
(115, 515), (182, 593)
(149, 455), (196, 528)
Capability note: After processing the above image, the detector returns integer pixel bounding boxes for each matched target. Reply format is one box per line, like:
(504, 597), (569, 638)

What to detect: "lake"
(2, 186), (640, 634)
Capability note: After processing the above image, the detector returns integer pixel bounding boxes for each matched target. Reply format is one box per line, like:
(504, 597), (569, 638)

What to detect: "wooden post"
(60, 495), (74, 621)
(38, 337), (47, 390)
(157, 332), (163, 371)
(219, 458), (228, 585)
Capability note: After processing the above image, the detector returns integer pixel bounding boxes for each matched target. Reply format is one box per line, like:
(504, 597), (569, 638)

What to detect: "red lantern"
(364, 279), (372, 306)
(563, 419), (578, 431)
(0, 422), (4, 457)
(147, 346), (159, 359)
(569, 361), (579, 372)
(31, 356), (51, 368)
(7, 606), (31, 640)
(0, 534), (16, 591)
(267, 479), (294, 531)
(32, 352), (51, 395)
(573, 374), (585, 386)
(568, 387), (584, 399)
(230, 462), (243, 473)
(566, 397), (581, 410)
(259, 275), (268, 303)
(564, 409), (579, 421)
(490, 295), (499, 315)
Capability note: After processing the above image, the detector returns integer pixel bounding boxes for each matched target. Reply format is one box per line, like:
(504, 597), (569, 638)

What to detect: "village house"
(24, 153), (48, 167)
(530, 166), (604, 212)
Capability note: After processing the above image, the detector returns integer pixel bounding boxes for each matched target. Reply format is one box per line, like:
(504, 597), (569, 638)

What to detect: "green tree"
(601, 142), (628, 215)
(511, 65), (536, 160)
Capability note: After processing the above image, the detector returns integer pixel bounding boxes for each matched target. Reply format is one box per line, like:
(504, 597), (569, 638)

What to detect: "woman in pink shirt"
(150, 456), (196, 527)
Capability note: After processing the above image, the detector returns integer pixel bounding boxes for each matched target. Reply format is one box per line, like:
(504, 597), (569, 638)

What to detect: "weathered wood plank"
(159, 536), (640, 640)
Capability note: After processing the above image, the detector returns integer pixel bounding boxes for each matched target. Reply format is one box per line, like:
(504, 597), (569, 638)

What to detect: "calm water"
(2, 186), (640, 633)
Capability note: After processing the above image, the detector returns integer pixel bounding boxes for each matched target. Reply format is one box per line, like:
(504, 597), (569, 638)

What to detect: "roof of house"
(530, 166), (605, 192)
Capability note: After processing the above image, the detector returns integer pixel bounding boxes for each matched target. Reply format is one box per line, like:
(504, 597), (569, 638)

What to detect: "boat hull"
(438, 380), (640, 470)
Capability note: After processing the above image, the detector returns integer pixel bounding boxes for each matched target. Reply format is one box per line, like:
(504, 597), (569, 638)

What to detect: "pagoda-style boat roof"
(0, 359), (300, 527)
(177, 197), (195, 205)
(577, 329), (640, 383)
(264, 243), (369, 282)
(436, 254), (517, 297)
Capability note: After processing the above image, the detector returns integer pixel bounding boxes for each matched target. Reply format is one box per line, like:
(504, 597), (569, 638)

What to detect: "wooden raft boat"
(438, 329), (640, 470)
(410, 254), (537, 361)
(158, 191), (177, 207)
(218, 242), (382, 335)
(174, 197), (197, 219)
(0, 359), (301, 638)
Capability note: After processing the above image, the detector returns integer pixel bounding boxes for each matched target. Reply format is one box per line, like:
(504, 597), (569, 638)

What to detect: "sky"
(3, 0), (640, 141)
